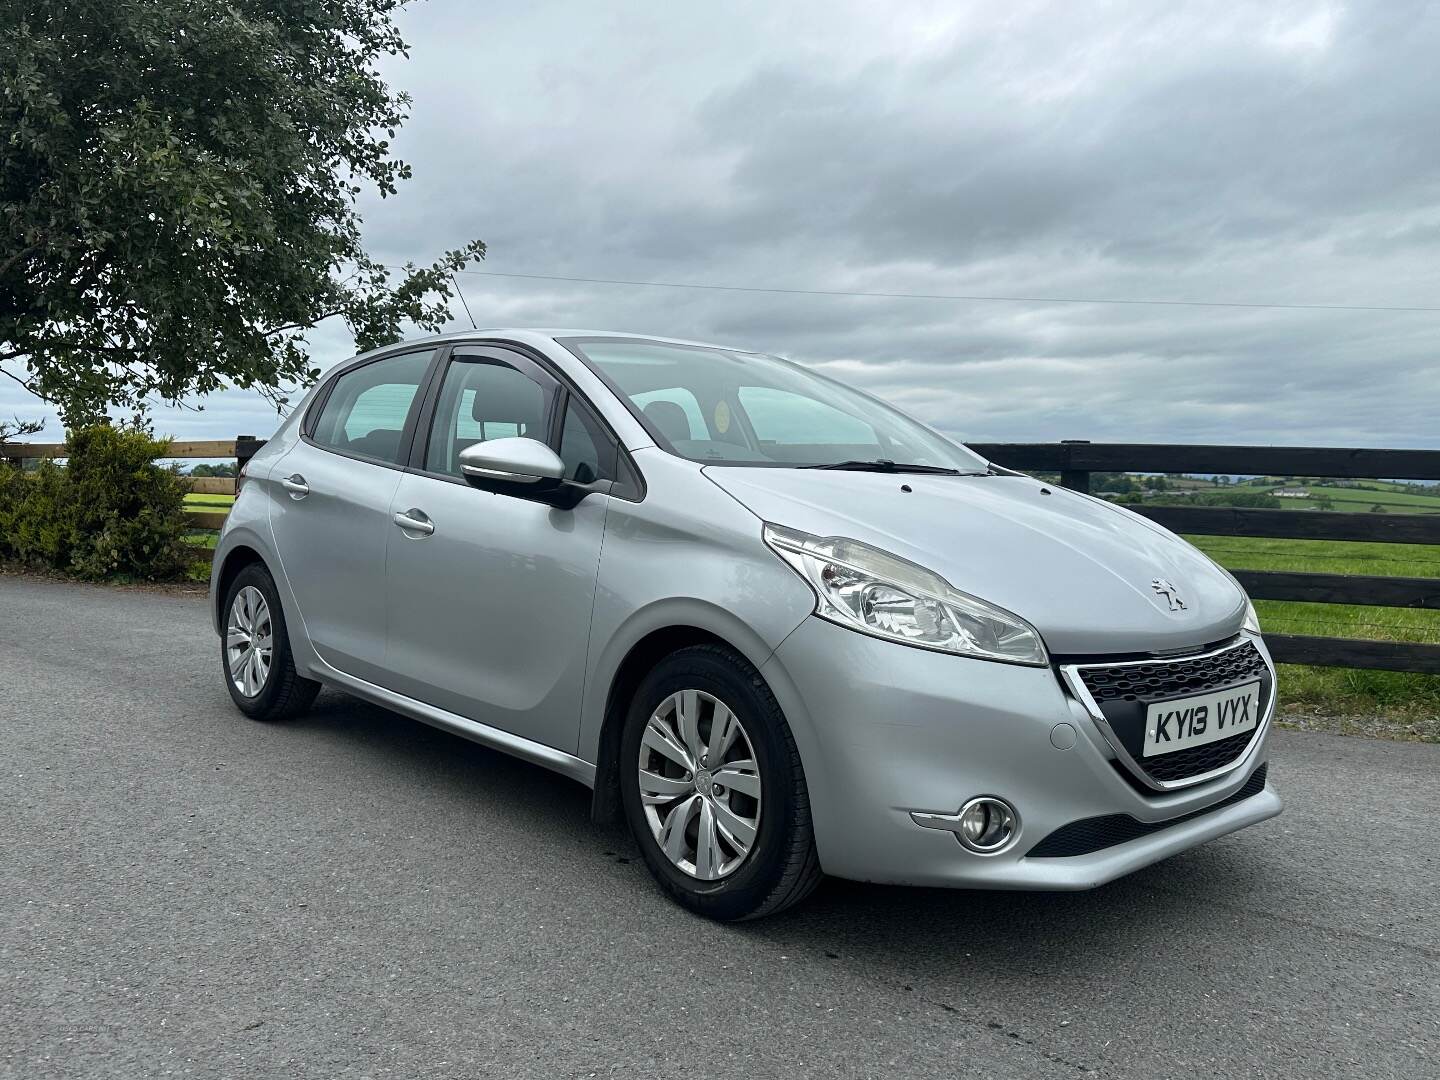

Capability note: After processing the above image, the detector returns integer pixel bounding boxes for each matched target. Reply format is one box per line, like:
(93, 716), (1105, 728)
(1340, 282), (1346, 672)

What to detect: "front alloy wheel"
(619, 644), (821, 921)
(638, 689), (762, 881)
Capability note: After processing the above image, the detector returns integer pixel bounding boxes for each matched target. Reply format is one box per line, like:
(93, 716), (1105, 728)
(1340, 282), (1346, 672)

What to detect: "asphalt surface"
(2, 576), (1437, 1079)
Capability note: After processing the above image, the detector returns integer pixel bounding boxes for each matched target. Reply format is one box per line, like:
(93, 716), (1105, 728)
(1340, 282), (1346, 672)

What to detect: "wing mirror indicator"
(458, 436), (565, 486)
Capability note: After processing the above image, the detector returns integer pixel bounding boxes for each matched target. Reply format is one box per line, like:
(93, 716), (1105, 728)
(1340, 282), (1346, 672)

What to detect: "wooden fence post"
(235, 434), (262, 474)
(1059, 439), (1091, 494)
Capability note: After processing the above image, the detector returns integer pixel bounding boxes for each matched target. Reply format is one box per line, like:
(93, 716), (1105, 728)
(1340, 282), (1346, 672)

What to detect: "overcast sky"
(8, 0), (1440, 450)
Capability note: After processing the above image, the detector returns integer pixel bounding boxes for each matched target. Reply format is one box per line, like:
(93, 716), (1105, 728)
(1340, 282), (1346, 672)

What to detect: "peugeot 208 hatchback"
(212, 330), (1281, 920)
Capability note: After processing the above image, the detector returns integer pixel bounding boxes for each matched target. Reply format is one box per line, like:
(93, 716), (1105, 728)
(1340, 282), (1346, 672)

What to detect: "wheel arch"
(588, 624), (752, 825)
(213, 544), (269, 632)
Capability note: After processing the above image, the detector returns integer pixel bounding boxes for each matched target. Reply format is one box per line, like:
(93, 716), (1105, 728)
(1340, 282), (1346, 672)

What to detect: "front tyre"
(221, 562), (320, 722)
(620, 644), (822, 920)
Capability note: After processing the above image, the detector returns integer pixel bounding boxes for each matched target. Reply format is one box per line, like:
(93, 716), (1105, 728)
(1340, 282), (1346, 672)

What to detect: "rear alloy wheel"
(620, 644), (821, 920)
(221, 563), (320, 722)
(226, 586), (273, 698)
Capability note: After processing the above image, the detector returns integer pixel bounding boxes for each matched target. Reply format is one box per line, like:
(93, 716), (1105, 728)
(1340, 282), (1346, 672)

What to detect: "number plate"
(1143, 680), (1261, 758)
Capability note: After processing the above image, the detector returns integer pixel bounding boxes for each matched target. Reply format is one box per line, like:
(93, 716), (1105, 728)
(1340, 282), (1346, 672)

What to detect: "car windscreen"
(562, 338), (990, 472)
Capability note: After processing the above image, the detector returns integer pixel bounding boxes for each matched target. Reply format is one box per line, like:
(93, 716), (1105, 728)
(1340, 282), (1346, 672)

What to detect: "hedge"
(0, 426), (193, 581)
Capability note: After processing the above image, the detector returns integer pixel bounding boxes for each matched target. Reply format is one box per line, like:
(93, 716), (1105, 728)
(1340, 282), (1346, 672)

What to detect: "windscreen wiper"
(800, 459), (965, 474)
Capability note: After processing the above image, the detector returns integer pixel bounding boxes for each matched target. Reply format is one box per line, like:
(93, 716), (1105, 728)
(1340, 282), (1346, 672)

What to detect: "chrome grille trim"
(1059, 636), (1277, 793)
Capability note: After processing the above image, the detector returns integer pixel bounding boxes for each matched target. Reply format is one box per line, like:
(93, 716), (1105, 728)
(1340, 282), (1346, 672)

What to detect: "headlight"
(764, 524), (1048, 666)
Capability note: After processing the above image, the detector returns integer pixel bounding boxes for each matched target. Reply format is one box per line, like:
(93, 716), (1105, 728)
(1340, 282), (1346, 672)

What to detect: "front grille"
(1140, 730), (1256, 782)
(1073, 639), (1272, 785)
(1027, 763), (1269, 858)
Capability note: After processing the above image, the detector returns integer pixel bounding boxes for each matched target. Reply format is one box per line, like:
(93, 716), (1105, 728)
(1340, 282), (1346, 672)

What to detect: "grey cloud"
(692, 6), (1440, 270)
(15, 0), (1436, 456)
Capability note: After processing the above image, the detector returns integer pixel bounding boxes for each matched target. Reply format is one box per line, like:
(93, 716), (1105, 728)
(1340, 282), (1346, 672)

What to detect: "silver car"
(212, 329), (1281, 920)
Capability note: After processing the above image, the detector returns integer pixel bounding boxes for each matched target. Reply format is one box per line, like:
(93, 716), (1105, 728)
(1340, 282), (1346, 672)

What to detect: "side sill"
(313, 660), (596, 788)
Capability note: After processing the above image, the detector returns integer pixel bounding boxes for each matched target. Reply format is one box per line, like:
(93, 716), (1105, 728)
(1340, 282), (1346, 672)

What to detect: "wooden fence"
(5, 434), (1439, 674)
(970, 441), (1440, 674)
(0, 435), (265, 531)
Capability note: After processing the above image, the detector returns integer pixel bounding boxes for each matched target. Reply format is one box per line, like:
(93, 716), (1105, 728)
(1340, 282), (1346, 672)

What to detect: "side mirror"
(458, 437), (566, 489)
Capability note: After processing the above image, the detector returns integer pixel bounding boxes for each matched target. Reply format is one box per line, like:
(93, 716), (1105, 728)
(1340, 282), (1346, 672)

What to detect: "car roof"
(345, 327), (758, 362)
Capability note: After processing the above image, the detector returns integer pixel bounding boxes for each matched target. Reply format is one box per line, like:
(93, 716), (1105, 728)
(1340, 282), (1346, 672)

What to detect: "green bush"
(0, 425), (192, 581)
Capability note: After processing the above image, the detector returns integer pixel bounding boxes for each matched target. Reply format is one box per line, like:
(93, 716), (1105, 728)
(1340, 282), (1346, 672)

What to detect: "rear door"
(380, 345), (614, 752)
(269, 347), (438, 683)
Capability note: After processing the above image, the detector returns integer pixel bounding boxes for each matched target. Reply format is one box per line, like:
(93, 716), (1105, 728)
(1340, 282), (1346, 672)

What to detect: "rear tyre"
(221, 563), (321, 722)
(619, 644), (822, 921)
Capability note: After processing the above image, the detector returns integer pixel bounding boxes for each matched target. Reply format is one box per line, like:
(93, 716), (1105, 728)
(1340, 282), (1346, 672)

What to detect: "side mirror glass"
(458, 437), (566, 488)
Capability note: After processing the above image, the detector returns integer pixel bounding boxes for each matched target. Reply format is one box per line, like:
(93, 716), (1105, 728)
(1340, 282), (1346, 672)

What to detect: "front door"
(381, 346), (611, 753)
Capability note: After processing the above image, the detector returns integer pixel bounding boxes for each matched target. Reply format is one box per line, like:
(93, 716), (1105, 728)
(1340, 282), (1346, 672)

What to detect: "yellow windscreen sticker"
(714, 400), (731, 434)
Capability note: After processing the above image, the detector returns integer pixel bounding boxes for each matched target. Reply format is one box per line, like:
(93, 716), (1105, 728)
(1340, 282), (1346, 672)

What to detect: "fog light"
(910, 795), (1021, 853)
(955, 797), (1018, 853)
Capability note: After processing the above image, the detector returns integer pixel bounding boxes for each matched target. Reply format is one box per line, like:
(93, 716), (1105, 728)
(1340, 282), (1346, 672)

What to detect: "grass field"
(1188, 535), (1440, 733)
(1248, 483), (1440, 513)
(1129, 475), (1440, 513)
(182, 494), (230, 575)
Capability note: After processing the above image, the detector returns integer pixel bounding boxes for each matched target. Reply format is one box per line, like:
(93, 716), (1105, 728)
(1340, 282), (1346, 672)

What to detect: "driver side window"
(424, 353), (554, 478)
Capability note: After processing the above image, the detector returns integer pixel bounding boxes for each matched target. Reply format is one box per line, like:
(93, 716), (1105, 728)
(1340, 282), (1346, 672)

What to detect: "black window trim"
(444, 337), (646, 501)
(406, 343), (562, 482)
(556, 385), (623, 489)
(299, 344), (451, 472)
(299, 335), (646, 501)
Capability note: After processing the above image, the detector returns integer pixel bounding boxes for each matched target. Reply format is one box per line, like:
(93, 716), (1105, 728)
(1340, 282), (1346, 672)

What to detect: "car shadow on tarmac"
(283, 686), (1265, 972)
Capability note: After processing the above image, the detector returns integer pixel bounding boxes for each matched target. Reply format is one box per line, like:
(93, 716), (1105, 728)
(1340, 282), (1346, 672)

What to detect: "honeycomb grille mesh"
(1076, 640), (1270, 784)
(1079, 641), (1268, 703)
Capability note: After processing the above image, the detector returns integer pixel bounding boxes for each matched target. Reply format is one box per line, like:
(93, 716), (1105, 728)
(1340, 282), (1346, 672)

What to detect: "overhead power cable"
(423, 267), (1440, 314)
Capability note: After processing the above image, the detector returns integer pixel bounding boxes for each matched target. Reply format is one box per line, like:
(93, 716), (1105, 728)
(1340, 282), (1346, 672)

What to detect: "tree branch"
(260, 308), (347, 339)
(0, 364), (46, 399)
(0, 240), (43, 281)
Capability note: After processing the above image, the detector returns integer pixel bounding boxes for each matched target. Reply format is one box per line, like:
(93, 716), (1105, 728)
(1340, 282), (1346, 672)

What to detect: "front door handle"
(281, 474), (309, 499)
(393, 509), (435, 536)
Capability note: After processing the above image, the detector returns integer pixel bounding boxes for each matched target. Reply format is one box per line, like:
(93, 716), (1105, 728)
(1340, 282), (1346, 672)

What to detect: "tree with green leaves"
(0, 0), (483, 425)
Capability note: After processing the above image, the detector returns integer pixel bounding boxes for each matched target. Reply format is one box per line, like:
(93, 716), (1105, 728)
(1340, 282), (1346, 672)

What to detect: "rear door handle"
(281, 474), (309, 499)
(393, 509), (435, 536)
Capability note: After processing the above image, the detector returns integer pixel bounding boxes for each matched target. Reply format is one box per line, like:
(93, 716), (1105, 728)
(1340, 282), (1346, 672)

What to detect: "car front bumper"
(762, 617), (1282, 889)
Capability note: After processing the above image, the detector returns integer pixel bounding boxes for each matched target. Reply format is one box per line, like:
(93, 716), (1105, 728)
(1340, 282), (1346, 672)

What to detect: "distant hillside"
(1060, 472), (1440, 514)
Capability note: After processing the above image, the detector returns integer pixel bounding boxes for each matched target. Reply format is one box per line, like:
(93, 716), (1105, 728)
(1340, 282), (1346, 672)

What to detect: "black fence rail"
(8, 432), (1437, 674)
(968, 441), (1440, 675)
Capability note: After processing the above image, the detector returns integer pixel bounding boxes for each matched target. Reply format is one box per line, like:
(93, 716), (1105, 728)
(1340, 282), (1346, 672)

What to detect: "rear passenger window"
(310, 350), (435, 464)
